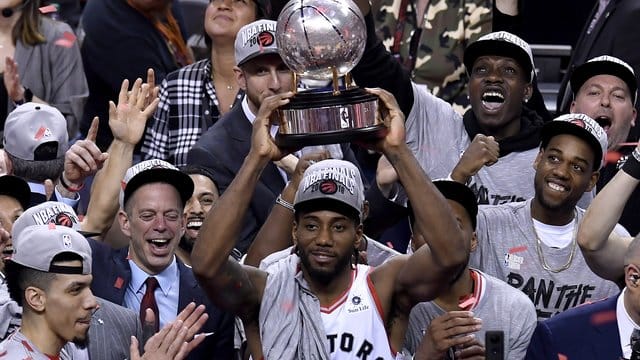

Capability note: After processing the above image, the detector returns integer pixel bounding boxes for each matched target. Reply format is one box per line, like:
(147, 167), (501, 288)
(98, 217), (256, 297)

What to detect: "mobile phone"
(485, 330), (504, 360)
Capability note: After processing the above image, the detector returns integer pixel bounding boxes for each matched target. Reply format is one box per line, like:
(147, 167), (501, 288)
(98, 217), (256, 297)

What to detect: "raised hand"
(359, 87), (404, 154)
(451, 134), (499, 184)
(62, 116), (109, 187)
(4, 57), (23, 103)
(250, 92), (294, 161)
(109, 77), (159, 146)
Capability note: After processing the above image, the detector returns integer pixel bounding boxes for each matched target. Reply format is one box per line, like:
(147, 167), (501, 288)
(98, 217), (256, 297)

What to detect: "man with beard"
(469, 113), (626, 319)
(176, 166), (219, 266)
(191, 87), (467, 359)
(347, 0), (555, 239)
(1, 224), (98, 358)
(187, 19), (360, 255)
(568, 55), (640, 235)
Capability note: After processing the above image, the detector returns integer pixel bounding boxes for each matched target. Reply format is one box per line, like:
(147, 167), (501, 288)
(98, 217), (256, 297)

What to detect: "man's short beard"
(72, 336), (88, 348)
(298, 247), (354, 285)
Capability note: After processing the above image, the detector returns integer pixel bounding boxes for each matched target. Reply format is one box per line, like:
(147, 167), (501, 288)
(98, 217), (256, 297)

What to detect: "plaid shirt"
(142, 59), (243, 166)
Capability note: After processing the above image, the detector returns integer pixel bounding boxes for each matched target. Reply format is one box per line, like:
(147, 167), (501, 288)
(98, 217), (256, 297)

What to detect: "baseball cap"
(8, 224), (92, 275)
(408, 180), (478, 230)
(120, 159), (194, 209)
(0, 175), (30, 210)
(3, 103), (68, 161)
(570, 55), (638, 105)
(541, 113), (608, 169)
(12, 201), (100, 239)
(235, 19), (279, 66)
(463, 31), (535, 82)
(294, 159), (364, 221)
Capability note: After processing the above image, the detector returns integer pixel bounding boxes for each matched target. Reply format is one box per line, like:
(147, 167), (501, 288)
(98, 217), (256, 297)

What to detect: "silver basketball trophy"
(274, 0), (386, 147)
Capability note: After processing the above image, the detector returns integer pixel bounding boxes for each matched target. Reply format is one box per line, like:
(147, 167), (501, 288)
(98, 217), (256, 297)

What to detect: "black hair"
(294, 198), (360, 225)
(7, 151), (64, 182)
(179, 164), (218, 189)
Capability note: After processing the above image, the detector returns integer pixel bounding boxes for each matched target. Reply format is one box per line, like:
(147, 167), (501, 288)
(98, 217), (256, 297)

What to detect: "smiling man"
(569, 55), (640, 236)
(470, 113), (626, 320)
(86, 159), (235, 359)
(349, 1), (552, 238)
(1, 224), (98, 358)
(176, 165), (220, 266)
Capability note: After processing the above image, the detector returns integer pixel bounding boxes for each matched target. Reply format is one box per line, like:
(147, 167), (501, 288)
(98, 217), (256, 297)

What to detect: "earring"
(524, 98), (529, 103)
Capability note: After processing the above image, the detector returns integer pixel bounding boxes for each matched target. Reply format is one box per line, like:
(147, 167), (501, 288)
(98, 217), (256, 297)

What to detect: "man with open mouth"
(176, 165), (220, 266)
(348, 0), (565, 239)
(569, 55), (640, 236)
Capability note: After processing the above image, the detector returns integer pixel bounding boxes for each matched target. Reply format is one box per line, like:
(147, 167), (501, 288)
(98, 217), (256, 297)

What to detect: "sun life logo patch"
(62, 234), (72, 248)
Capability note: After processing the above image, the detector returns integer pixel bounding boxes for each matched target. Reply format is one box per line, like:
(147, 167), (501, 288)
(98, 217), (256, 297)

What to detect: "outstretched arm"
(577, 149), (639, 282)
(82, 72), (159, 240)
(191, 92), (294, 318)
(367, 88), (467, 306)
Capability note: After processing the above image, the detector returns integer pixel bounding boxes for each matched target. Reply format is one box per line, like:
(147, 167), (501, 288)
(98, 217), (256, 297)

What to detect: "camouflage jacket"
(373, 0), (492, 113)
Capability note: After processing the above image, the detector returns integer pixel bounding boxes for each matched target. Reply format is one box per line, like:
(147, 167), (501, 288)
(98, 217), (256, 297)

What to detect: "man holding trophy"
(187, 18), (360, 255)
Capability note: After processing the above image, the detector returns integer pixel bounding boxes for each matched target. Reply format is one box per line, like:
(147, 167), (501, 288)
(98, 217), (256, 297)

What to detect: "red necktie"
(140, 277), (160, 332)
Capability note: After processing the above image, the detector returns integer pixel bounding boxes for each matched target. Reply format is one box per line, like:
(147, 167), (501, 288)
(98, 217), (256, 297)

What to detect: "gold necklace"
(531, 209), (578, 273)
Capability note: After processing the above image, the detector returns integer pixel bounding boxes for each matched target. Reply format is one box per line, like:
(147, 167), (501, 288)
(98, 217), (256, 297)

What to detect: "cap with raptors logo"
(235, 19), (280, 66)
(541, 113), (608, 169)
(3, 103), (69, 161)
(11, 201), (100, 239)
(294, 159), (365, 221)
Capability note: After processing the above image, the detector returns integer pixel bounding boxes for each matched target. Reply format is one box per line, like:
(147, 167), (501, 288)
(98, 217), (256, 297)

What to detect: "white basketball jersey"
(321, 264), (396, 359)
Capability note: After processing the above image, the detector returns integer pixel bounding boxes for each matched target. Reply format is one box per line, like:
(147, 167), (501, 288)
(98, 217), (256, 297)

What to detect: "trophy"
(274, 0), (386, 148)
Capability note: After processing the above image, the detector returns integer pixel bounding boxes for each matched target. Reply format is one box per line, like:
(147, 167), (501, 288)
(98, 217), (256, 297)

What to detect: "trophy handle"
(332, 67), (340, 95)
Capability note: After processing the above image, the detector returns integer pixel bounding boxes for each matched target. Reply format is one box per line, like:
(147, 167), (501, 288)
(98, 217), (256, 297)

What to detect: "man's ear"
(470, 232), (478, 253)
(585, 170), (600, 192)
(533, 149), (543, 170)
(4, 151), (12, 175)
(234, 67), (247, 91)
(25, 286), (46, 312)
(354, 223), (363, 251)
(292, 221), (298, 247)
(118, 209), (131, 238)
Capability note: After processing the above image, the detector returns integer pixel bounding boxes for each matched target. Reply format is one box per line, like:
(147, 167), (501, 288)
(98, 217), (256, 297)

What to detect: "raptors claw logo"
(320, 180), (338, 194)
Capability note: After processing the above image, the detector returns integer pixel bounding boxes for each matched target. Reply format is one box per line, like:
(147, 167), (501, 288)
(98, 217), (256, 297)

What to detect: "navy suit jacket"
(526, 295), (622, 360)
(88, 240), (234, 359)
(187, 102), (360, 254)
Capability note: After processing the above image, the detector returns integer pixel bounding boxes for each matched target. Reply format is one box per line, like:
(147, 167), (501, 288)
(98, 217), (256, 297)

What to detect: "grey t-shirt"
(470, 199), (622, 319)
(405, 83), (593, 207)
(403, 269), (537, 360)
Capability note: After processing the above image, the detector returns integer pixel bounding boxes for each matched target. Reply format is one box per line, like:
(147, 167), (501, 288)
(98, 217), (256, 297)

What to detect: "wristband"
(622, 149), (640, 180)
(275, 194), (294, 211)
(59, 174), (85, 192)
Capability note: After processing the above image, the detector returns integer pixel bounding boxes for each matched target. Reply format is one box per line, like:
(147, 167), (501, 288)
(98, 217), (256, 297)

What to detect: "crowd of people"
(0, 0), (637, 359)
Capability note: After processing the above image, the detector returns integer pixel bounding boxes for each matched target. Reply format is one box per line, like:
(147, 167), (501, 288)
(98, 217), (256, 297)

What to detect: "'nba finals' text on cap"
(12, 201), (100, 239)
(3, 103), (68, 161)
(235, 19), (279, 66)
(541, 113), (608, 169)
(463, 31), (535, 82)
(294, 159), (364, 221)
(570, 55), (638, 105)
(0, 175), (30, 211)
(9, 224), (92, 275)
(120, 159), (194, 208)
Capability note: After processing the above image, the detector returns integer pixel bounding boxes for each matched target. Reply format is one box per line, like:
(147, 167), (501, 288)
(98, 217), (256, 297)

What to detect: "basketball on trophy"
(273, 0), (387, 147)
